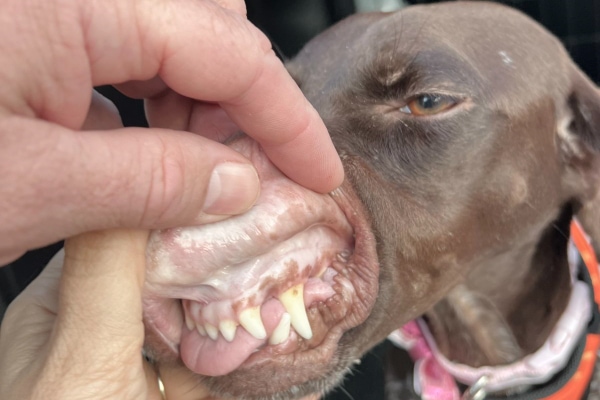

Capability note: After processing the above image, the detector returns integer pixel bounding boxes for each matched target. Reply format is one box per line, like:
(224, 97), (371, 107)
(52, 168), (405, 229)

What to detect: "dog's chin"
(141, 182), (380, 399)
(143, 329), (360, 399)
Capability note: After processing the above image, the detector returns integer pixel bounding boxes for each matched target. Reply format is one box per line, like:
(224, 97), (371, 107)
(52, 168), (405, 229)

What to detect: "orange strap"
(542, 222), (600, 400)
(571, 221), (600, 304)
(542, 333), (600, 400)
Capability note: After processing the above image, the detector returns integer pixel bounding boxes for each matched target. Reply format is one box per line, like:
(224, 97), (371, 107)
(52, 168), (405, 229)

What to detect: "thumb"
(57, 229), (148, 348)
(0, 230), (155, 399)
(45, 230), (150, 398)
(0, 115), (260, 263)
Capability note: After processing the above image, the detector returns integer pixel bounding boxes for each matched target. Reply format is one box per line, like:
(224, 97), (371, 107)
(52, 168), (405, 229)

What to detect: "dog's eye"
(399, 94), (457, 116)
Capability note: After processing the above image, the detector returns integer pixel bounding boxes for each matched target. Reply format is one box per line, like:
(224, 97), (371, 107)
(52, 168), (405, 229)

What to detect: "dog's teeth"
(279, 284), (312, 340)
(184, 310), (195, 331)
(196, 323), (207, 337)
(239, 306), (267, 340)
(269, 312), (291, 345)
(219, 320), (237, 342)
(205, 323), (219, 340)
(337, 251), (350, 262)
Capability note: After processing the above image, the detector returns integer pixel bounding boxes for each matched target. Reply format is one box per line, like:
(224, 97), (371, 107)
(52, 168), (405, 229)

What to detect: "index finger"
(92, 0), (344, 193)
(122, 53), (344, 193)
(220, 50), (344, 194)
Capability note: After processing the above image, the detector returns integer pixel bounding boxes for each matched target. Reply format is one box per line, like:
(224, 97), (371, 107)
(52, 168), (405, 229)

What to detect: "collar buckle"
(461, 375), (488, 400)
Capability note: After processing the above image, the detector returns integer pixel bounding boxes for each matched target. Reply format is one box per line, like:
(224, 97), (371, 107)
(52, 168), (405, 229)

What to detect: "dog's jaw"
(143, 139), (381, 398)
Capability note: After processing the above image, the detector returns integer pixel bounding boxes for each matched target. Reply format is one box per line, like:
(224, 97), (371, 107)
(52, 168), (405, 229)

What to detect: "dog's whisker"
(551, 222), (569, 240)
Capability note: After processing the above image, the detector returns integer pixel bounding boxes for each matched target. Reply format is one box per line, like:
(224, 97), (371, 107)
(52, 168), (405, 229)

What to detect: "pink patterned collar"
(387, 225), (594, 400)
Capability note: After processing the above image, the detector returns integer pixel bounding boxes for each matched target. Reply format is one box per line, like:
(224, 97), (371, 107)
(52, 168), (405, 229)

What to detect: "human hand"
(0, 230), (164, 399)
(0, 0), (344, 265)
(0, 229), (232, 400)
(0, 230), (322, 400)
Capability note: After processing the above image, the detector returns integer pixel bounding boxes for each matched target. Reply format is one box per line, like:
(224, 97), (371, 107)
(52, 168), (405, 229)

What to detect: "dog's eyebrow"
(360, 48), (480, 100)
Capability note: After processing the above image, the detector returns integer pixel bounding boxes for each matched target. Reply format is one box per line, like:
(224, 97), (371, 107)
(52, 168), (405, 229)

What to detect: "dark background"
(1, 1), (599, 399)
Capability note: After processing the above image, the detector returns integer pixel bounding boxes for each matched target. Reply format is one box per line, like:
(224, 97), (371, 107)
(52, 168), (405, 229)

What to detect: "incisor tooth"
(279, 284), (312, 340)
(196, 323), (207, 337)
(205, 323), (219, 341)
(269, 312), (291, 345)
(337, 251), (349, 262)
(239, 306), (267, 340)
(219, 320), (237, 342)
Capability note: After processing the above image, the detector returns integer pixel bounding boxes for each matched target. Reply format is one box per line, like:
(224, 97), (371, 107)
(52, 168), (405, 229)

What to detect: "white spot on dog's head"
(499, 51), (515, 68)
(508, 173), (529, 206)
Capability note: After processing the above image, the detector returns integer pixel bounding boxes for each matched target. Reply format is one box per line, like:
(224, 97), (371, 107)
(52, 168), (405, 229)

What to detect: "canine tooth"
(184, 310), (195, 331)
(269, 313), (291, 345)
(279, 284), (312, 340)
(219, 320), (237, 342)
(205, 323), (219, 340)
(239, 306), (267, 340)
(196, 323), (207, 337)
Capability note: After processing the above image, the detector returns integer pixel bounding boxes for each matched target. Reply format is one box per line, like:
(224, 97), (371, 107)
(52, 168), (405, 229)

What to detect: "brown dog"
(143, 2), (600, 399)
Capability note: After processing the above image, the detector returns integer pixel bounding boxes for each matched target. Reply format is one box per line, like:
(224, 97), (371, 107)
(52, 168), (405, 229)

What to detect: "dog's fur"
(285, 2), (600, 397)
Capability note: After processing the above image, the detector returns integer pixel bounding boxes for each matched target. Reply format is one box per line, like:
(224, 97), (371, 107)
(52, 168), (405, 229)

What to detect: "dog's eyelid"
(398, 93), (461, 116)
(409, 91), (460, 101)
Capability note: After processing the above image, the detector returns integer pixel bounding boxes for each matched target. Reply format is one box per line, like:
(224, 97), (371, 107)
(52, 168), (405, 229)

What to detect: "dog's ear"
(560, 70), (600, 250)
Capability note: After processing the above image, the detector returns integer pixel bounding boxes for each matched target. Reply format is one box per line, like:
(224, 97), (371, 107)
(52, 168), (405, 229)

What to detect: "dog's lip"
(143, 196), (354, 360)
(142, 222), (352, 365)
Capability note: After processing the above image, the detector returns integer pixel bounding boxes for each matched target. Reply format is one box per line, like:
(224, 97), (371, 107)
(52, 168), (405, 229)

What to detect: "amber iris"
(400, 94), (457, 116)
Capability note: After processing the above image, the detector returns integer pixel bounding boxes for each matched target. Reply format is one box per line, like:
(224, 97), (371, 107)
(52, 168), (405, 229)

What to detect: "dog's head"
(288, 0), (600, 367)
